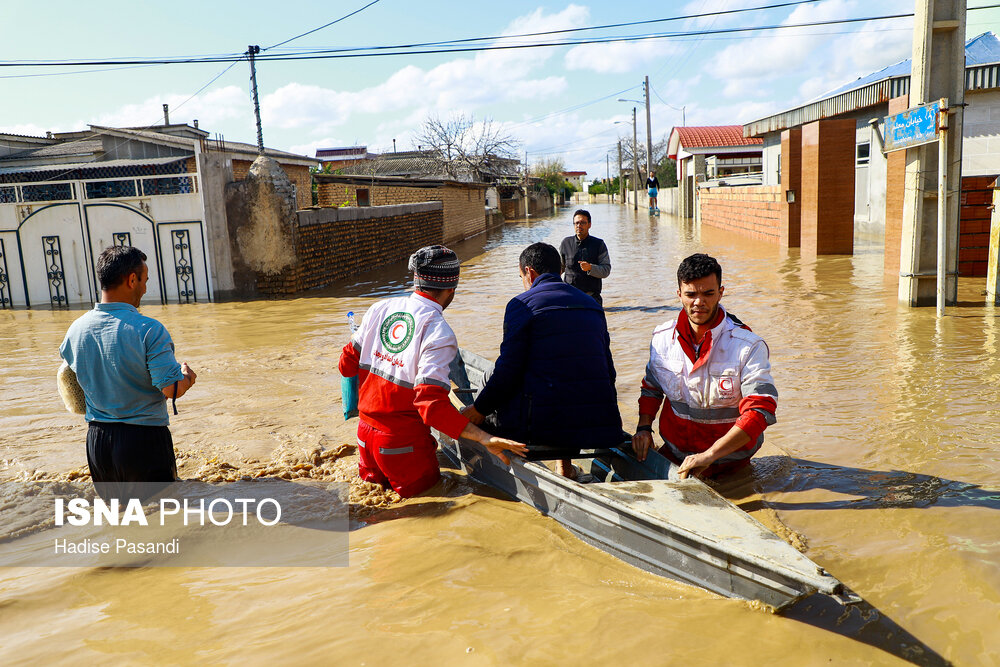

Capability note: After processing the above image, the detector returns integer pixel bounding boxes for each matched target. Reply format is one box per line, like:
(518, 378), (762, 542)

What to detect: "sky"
(2, 1), (998, 179)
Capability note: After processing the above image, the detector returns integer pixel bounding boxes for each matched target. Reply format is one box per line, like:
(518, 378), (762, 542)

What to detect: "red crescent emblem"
(392, 323), (405, 339)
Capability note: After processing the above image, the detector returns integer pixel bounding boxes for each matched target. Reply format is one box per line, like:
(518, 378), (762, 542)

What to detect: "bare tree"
(417, 114), (520, 181)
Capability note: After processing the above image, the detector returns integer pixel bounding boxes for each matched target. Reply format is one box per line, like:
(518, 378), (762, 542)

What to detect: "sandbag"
(57, 361), (86, 415)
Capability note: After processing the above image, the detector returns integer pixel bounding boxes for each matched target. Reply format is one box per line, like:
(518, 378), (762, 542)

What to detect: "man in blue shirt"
(461, 242), (622, 478)
(60, 246), (197, 496)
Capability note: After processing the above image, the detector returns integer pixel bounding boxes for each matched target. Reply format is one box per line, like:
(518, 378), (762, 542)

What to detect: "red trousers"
(357, 420), (441, 498)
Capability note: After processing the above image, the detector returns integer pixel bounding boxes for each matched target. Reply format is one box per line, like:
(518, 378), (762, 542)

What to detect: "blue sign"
(883, 100), (943, 153)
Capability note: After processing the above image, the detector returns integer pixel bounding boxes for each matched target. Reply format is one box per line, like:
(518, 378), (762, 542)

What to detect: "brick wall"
(801, 118), (856, 256)
(232, 159), (312, 210)
(959, 175), (997, 276)
(255, 203), (445, 294)
(316, 177), (487, 244)
(884, 95), (909, 278)
(699, 186), (782, 243)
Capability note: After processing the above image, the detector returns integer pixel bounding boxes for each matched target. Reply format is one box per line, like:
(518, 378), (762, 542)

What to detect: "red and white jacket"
(339, 292), (468, 441)
(638, 307), (777, 465)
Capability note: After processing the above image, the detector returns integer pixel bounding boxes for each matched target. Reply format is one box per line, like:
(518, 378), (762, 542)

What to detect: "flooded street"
(2, 202), (999, 665)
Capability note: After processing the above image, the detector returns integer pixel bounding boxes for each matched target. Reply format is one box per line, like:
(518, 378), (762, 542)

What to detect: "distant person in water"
(646, 172), (660, 211)
(461, 242), (622, 479)
(559, 209), (611, 306)
(338, 245), (526, 497)
(632, 253), (777, 479)
(59, 245), (197, 500)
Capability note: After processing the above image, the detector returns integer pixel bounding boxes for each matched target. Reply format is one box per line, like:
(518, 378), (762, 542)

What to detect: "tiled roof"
(668, 126), (762, 159)
(676, 126), (761, 149)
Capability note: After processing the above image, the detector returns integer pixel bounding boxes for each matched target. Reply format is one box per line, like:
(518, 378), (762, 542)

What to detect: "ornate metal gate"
(41, 235), (68, 308)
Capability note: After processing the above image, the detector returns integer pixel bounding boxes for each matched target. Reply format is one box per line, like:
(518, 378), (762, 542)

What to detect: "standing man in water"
(559, 209), (611, 306)
(59, 246), (197, 496)
(632, 253), (777, 479)
(646, 171), (660, 213)
(339, 245), (527, 497)
(461, 242), (622, 479)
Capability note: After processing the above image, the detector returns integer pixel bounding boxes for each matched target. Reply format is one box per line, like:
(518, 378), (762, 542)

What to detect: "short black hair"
(519, 242), (562, 276)
(97, 245), (147, 290)
(677, 253), (722, 287)
(572, 209), (591, 224)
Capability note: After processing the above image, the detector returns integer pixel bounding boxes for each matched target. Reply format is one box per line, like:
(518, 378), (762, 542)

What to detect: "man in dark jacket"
(461, 242), (622, 477)
(559, 209), (611, 306)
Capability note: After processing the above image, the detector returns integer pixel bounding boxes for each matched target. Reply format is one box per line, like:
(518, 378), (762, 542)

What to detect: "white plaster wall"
(962, 89), (1000, 176)
(761, 133), (781, 186)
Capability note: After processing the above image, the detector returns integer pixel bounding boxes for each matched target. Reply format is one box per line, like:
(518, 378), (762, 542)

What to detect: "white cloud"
(259, 6), (582, 137)
(0, 122), (54, 137)
(92, 85), (249, 130)
(565, 39), (679, 74)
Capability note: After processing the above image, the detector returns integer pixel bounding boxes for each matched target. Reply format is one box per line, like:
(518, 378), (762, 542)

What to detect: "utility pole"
(896, 0), (965, 308)
(247, 45), (264, 155)
(524, 150), (529, 218)
(632, 107), (639, 212)
(617, 141), (624, 204)
(606, 153), (610, 203)
(643, 75), (653, 180)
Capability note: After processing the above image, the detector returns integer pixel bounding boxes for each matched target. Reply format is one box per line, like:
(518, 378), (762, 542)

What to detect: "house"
(562, 171), (587, 190)
(316, 146), (370, 171)
(0, 123), (316, 309)
(667, 125), (764, 217)
(740, 31), (1000, 277)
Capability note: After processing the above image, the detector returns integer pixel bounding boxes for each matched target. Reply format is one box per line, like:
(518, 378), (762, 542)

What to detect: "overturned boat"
(438, 349), (858, 611)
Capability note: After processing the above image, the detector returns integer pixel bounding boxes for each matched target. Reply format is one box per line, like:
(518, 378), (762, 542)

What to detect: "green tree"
(532, 157), (567, 195)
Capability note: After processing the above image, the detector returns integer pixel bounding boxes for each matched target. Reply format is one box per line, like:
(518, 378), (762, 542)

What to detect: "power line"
(265, 0), (383, 51)
(266, 0), (829, 54)
(8, 7), (994, 68)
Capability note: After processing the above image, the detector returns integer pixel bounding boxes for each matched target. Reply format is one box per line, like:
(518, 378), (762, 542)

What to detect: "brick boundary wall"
(254, 202), (444, 294)
(959, 175), (997, 277)
(698, 186), (782, 243)
(316, 178), (486, 244)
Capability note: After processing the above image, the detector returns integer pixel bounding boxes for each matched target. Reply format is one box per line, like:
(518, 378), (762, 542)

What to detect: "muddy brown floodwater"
(1, 202), (999, 665)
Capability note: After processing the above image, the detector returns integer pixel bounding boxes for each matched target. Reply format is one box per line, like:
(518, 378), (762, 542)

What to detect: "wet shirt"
(59, 302), (184, 426)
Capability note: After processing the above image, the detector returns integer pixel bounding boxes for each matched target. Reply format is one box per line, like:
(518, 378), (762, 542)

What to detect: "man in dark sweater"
(461, 242), (622, 478)
(559, 209), (611, 306)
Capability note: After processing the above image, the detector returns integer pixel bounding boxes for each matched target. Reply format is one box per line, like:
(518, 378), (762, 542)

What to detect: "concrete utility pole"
(632, 107), (639, 211)
(247, 45), (265, 156)
(524, 150), (529, 218)
(644, 76), (653, 180)
(897, 0), (965, 307)
(606, 153), (611, 202)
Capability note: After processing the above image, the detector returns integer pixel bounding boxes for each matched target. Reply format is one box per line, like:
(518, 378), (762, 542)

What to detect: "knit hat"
(408, 245), (460, 290)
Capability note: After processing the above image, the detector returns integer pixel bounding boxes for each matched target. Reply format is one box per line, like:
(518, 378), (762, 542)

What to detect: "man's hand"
(578, 260), (592, 272)
(163, 362), (197, 399)
(632, 430), (654, 462)
(677, 452), (713, 479)
(480, 435), (528, 465)
(460, 404), (485, 425)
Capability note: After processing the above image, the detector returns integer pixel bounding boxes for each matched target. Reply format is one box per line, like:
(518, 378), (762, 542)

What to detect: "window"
(856, 143), (870, 166)
(356, 188), (370, 206)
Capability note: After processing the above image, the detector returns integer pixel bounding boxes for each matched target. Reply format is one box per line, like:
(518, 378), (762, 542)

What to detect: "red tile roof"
(668, 125), (762, 159)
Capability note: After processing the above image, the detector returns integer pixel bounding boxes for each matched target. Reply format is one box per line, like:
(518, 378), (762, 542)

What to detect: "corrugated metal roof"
(0, 156), (186, 176)
(0, 138), (102, 161)
(745, 31), (1000, 137)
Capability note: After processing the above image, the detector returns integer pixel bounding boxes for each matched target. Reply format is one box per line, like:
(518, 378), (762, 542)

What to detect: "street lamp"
(617, 103), (640, 211)
(661, 101), (686, 127)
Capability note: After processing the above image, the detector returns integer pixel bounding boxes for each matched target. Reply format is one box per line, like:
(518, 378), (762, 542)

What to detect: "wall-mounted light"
(786, 189), (796, 204)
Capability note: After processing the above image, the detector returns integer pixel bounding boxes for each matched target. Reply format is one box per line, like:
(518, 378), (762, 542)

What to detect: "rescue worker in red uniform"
(632, 253), (777, 479)
(339, 245), (527, 497)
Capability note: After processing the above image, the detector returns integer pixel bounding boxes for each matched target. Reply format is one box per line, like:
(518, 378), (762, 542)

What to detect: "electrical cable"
(265, 0), (383, 51)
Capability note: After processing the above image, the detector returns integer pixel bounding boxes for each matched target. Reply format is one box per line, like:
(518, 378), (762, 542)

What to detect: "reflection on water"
(2, 203), (999, 664)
